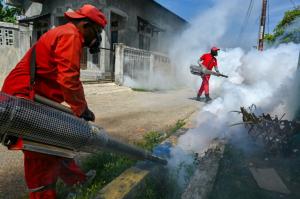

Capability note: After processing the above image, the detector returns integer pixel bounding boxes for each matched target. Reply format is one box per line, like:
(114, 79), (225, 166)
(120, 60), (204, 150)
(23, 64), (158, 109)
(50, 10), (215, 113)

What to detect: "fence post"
(149, 53), (155, 84)
(114, 43), (125, 85)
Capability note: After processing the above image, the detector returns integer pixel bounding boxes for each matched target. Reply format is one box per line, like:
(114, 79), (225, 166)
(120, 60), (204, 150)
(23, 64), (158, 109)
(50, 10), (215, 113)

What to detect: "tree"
(0, 0), (22, 23)
(265, 9), (300, 44)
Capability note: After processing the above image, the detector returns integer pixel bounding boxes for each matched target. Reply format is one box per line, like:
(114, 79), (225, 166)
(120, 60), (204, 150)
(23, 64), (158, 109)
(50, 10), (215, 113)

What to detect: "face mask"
(89, 32), (102, 54)
(211, 50), (218, 56)
(84, 24), (102, 54)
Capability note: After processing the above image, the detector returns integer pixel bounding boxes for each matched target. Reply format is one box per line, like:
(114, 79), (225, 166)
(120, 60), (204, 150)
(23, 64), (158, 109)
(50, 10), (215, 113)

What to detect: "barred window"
(5, 30), (14, 45)
(0, 28), (14, 46)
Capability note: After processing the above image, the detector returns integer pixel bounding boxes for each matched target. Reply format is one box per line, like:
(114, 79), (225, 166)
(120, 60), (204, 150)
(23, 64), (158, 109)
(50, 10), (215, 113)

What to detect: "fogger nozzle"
(0, 92), (167, 165)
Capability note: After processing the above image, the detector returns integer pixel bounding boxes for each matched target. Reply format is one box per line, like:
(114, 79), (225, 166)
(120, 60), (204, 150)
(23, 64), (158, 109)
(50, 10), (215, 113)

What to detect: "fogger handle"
(34, 95), (73, 114)
(219, 74), (228, 78)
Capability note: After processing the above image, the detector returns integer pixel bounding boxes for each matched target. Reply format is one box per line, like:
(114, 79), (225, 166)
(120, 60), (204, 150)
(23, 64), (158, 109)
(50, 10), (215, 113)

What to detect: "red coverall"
(1, 22), (88, 198)
(197, 53), (218, 96)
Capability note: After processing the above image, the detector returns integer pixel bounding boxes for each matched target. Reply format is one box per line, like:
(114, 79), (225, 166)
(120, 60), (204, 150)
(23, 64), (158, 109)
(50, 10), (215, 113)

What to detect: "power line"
(238, 0), (254, 42)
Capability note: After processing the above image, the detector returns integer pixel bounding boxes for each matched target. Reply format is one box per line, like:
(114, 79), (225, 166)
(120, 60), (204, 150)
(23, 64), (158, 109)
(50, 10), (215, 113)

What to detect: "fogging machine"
(0, 92), (167, 165)
(190, 64), (228, 78)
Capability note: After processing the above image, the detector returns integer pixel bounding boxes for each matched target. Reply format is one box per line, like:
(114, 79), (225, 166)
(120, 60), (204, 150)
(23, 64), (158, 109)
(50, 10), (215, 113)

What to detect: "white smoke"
(167, 0), (300, 152)
(176, 43), (299, 152)
(166, 0), (300, 192)
(167, 44), (299, 195)
(170, 0), (260, 87)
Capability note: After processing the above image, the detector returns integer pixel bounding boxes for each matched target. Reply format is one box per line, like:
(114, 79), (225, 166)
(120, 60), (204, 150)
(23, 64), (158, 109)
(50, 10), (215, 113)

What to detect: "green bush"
(265, 9), (300, 44)
(0, 0), (22, 23)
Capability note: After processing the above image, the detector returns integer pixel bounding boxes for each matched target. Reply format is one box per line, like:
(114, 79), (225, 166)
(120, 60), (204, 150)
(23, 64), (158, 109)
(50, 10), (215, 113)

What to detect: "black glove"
(80, 107), (95, 121)
(2, 135), (18, 146)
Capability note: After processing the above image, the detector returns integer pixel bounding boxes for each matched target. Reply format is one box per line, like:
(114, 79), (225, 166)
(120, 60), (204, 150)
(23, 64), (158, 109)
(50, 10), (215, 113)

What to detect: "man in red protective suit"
(197, 47), (221, 102)
(1, 4), (107, 198)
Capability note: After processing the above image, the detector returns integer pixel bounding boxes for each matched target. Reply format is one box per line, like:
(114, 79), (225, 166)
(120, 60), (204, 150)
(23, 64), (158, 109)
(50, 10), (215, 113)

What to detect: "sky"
(155, 0), (300, 34)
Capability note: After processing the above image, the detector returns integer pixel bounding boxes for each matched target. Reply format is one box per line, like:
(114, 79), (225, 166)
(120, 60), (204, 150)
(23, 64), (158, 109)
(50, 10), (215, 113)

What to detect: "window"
(139, 34), (150, 51)
(138, 17), (152, 35)
(137, 17), (159, 51)
(0, 28), (14, 46)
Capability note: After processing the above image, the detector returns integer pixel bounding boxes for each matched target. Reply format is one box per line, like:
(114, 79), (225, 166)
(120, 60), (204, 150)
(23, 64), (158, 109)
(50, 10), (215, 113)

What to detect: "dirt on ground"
(86, 84), (200, 141)
(0, 83), (200, 199)
(210, 140), (300, 199)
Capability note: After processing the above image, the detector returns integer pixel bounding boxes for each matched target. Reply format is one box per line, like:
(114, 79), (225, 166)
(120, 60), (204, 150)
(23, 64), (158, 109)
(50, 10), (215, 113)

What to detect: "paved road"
(0, 83), (200, 198)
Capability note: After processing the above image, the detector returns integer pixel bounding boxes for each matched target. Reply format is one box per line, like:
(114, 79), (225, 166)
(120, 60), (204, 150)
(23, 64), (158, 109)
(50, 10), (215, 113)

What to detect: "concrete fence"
(0, 30), (173, 89)
(114, 43), (173, 87)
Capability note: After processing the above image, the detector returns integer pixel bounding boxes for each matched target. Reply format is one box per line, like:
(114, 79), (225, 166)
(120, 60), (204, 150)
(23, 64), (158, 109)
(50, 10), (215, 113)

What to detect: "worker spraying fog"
(190, 46), (228, 102)
(162, 0), (300, 196)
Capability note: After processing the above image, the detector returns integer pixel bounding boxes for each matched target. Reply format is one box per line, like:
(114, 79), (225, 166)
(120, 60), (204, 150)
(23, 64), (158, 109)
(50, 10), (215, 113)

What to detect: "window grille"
(0, 28), (14, 46)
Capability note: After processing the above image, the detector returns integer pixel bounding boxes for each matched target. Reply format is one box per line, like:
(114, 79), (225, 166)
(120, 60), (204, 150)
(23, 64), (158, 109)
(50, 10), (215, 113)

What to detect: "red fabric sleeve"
(214, 58), (218, 67)
(54, 34), (87, 116)
(200, 54), (205, 61)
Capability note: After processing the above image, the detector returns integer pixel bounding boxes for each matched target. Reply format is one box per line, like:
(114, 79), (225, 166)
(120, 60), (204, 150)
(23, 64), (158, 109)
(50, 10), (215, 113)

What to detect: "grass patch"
(169, 119), (186, 134)
(57, 119), (186, 198)
(136, 119), (186, 151)
(136, 131), (164, 150)
(135, 174), (169, 199)
(57, 153), (135, 199)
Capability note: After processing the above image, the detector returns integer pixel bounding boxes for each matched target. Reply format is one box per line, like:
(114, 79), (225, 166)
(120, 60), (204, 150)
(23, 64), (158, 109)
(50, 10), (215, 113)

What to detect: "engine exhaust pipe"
(0, 92), (167, 165)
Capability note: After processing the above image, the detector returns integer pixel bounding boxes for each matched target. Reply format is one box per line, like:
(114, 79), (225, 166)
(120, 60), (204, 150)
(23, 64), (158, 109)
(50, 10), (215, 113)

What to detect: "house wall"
(2, 0), (187, 82)
(0, 22), (31, 87)
(39, 0), (186, 54)
(106, 0), (187, 53)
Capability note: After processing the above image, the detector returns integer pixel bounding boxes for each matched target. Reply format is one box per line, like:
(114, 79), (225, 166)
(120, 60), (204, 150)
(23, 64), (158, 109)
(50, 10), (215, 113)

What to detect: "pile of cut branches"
(232, 105), (300, 155)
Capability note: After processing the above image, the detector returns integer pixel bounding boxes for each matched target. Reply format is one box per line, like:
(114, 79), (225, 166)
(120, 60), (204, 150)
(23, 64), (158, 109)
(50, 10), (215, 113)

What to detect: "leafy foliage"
(0, 0), (22, 23)
(265, 9), (300, 44)
(274, 9), (300, 32)
(264, 33), (276, 42)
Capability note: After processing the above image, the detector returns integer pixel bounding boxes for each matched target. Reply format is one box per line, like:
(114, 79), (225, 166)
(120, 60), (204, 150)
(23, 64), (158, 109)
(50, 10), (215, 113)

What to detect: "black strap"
(30, 46), (36, 89)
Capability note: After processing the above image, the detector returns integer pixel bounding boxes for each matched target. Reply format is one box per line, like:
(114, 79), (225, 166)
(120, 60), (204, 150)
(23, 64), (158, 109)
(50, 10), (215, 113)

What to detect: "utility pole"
(258, 0), (267, 51)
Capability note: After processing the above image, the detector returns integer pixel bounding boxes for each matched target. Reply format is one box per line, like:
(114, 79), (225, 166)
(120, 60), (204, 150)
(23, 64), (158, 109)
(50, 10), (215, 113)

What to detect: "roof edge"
(150, 0), (189, 24)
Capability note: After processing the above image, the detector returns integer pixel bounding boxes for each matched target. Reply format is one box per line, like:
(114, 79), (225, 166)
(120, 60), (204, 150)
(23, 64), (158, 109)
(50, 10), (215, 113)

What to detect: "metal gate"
(123, 48), (151, 82)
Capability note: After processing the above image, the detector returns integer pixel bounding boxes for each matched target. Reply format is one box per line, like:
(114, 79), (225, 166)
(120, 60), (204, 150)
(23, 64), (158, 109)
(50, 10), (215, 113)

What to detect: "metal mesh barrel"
(0, 92), (92, 150)
(0, 92), (167, 165)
